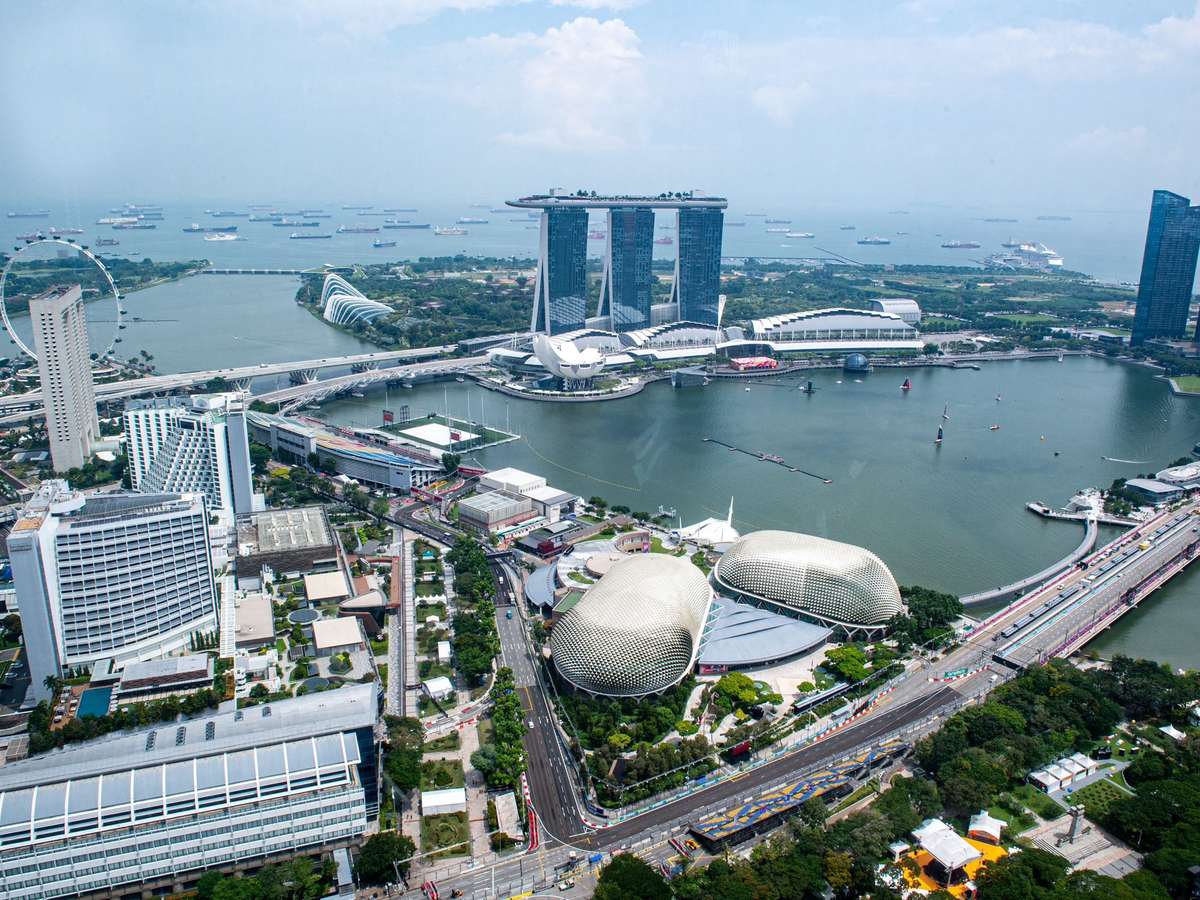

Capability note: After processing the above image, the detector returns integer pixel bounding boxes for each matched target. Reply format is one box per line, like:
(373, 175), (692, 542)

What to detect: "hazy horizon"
(3, 1), (1199, 212)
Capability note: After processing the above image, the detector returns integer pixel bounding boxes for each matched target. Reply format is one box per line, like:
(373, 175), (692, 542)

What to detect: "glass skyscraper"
(532, 206), (589, 335)
(602, 206), (655, 331)
(1130, 189), (1200, 346)
(674, 207), (725, 325)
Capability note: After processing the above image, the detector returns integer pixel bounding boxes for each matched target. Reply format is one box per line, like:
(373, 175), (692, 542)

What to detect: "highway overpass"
(0, 344), (456, 421)
(257, 355), (488, 412)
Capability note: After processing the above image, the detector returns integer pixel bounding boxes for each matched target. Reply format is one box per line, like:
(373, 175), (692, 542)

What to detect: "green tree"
(370, 497), (390, 519)
(383, 716), (424, 791)
(974, 847), (1069, 900)
(355, 832), (416, 885)
(2, 613), (20, 639)
(441, 452), (461, 474)
(249, 441), (272, 477)
(594, 853), (668, 900)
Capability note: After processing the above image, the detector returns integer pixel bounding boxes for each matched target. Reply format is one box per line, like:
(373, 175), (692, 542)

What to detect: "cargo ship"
(839, 225), (856, 230)
(457, 217), (488, 225)
(15, 232), (39, 241)
(764, 218), (792, 224)
(273, 220), (319, 227)
(94, 237), (119, 246)
(336, 225), (380, 234)
(100, 216), (139, 225)
(383, 222), (431, 229)
(372, 239), (397, 248)
(384, 208), (417, 213)
(7, 210), (49, 218)
(249, 214), (282, 222)
(435, 226), (466, 236)
(342, 205), (373, 210)
(857, 235), (891, 245)
(210, 210), (248, 217)
(766, 227), (790, 233)
(1036, 215), (1072, 221)
(49, 227), (84, 235)
(941, 240), (981, 249)
(290, 232), (332, 239)
(785, 231), (815, 239)
(114, 222), (156, 230)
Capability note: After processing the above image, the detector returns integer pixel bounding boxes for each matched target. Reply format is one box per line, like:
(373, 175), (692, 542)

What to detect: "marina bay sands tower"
(507, 192), (728, 334)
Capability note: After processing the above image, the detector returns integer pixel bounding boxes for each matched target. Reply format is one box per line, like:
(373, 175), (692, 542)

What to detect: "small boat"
(989, 424), (1001, 431)
(372, 239), (397, 248)
(350, 391), (365, 398)
(901, 378), (912, 392)
(656, 505), (677, 518)
(801, 380), (816, 394)
(995, 394), (1002, 402)
(745, 387), (751, 392)
(942, 403), (950, 421)
(935, 425), (944, 445)
(455, 377), (465, 383)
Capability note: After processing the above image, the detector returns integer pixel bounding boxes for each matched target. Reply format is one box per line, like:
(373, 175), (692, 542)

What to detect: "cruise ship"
(985, 242), (1064, 270)
(856, 235), (891, 245)
(203, 232), (240, 242)
(434, 226), (467, 236)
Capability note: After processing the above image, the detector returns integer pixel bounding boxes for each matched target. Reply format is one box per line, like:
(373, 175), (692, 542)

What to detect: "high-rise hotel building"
(124, 393), (255, 518)
(508, 192), (728, 334)
(7, 481), (218, 701)
(1130, 190), (1200, 346)
(29, 285), (98, 472)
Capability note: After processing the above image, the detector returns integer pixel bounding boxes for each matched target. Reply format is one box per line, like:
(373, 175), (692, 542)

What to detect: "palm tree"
(43, 674), (61, 695)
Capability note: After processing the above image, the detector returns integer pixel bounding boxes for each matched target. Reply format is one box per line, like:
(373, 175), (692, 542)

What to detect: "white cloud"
(238, 0), (521, 35)
(550, 0), (641, 8)
(465, 17), (649, 152)
(751, 83), (814, 124)
(1144, 2), (1200, 52)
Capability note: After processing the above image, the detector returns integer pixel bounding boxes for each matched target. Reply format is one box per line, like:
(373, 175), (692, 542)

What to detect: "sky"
(2, 0), (1199, 213)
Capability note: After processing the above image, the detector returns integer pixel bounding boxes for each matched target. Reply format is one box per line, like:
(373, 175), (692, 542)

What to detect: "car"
(684, 839), (699, 851)
(506, 610), (513, 619)
(558, 879), (576, 891)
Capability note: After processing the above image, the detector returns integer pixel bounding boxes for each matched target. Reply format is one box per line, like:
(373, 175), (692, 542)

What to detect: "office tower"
(673, 207), (725, 326)
(8, 481), (218, 701)
(599, 207), (655, 332)
(0, 685), (378, 898)
(125, 393), (255, 517)
(530, 206), (589, 334)
(29, 285), (99, 472)
(1130, 190), (1200, 346)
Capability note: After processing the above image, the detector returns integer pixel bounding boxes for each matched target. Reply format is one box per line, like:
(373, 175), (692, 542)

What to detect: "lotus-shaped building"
(531, 332), (606, 381)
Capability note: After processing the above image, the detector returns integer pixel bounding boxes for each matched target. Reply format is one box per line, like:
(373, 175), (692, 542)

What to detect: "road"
(257, 355), (488, 408)
(491, 561), (588, 842)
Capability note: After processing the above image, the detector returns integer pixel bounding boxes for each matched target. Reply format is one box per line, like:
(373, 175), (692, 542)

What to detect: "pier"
(961, 516), (1098, 607)
(702, 437), (832, 484)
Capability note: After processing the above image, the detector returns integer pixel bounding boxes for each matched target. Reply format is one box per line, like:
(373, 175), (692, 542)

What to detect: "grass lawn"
(1069, 778), (1132, 818)
(421, 759), (465, 790)
(995, 312), (1059, 324)
(833, 778), (879, 812)
(421, 811), (470, 858)
(922, 317), (962, 329)
(1012, 783), (1065, 820)
(416, 582), (446, 597)
(417, 601), (448, 620)
(1173, 376), (1200, 393)
(370, 638), (388, 655)
(566, 571), (593, 585)
(425, 732), (461, 753)
(419, 660), (454, 680)
(988, 799), (1037, 834)
(377, 663), (388, 683)
(578, 514), (602, 524)
(477, 717), (495, 746)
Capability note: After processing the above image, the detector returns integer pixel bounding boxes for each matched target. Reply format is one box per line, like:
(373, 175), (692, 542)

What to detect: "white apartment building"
(0, 685), (379, 898)
(8, 481), (218, 702)
(124, 393), (255, 517)
(29, 285), (99, 472)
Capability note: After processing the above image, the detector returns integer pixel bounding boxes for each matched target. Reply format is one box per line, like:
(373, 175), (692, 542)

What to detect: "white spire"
(726, 496), (734, 525)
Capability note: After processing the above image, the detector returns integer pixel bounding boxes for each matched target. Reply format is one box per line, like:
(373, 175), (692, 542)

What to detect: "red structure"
(729, 356), (778, 371)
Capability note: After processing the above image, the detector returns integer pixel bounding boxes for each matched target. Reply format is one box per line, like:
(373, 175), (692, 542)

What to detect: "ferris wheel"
(0, 236), (126, 362)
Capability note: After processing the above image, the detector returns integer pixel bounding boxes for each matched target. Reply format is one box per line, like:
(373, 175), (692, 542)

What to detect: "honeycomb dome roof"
(714, 530), (902, 627)
(550, 554), (711, 697)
